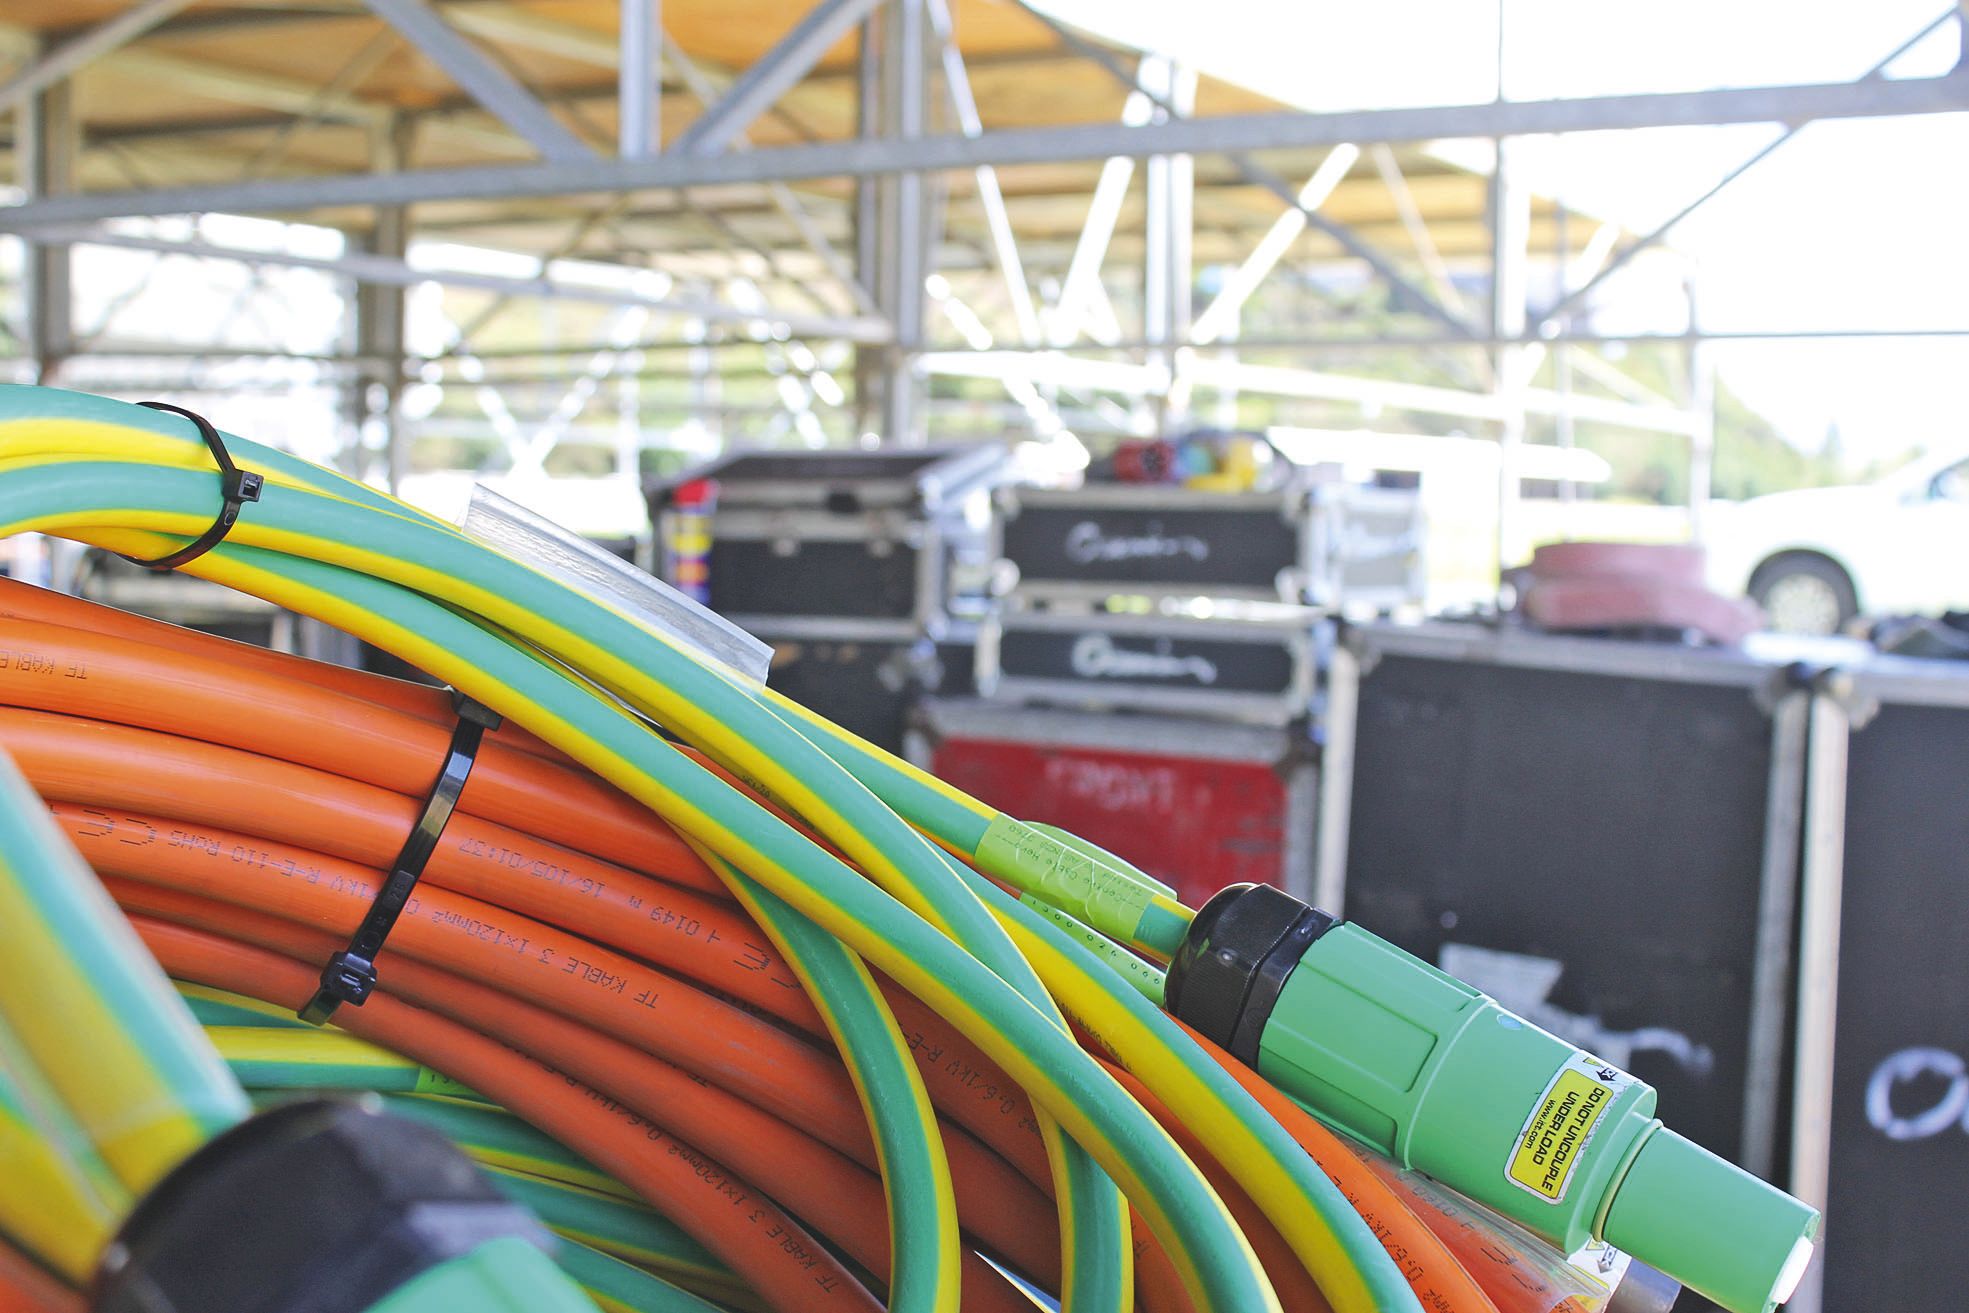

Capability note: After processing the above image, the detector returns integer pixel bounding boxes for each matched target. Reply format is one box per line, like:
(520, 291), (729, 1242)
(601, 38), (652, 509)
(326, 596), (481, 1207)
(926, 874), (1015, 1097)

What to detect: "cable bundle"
(0, 386), (1623, 1313)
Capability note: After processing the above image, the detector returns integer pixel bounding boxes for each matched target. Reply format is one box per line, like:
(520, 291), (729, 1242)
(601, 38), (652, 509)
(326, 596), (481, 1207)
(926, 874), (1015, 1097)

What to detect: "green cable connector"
(367, 1236), (599, 1313)
(92, 1098), (603, 1313)
(1166, 885), (1820, 1313)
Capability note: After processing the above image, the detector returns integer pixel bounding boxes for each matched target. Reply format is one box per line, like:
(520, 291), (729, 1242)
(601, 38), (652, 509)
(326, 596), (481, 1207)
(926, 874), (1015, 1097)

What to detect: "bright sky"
(1031, 0), (1969, 464)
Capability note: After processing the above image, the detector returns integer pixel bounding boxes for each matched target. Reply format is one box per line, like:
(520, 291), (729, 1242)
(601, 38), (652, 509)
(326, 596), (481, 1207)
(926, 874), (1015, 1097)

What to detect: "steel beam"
(1685, 273), (1717, 542)
(671, 0), (888, 157)
(243, 28), (401, 181)
(353, 115), (414, 490)
(363, 0), (593, 160)
(1367, 143), (1470, 320)
(660, 32), (879, 317)
(45, 226), (893, 343)
(1140, 53), (1195, 420)
(1190, 145), (1357, 346)
(868, 0), (929, 442)
(0, 15), (393, 128)
(0, 0), (198, 114)
(448, 2), (619, 67)
(1050, 90), (1152, 347)
(618, 0), (662, 157)
(6, 72), (1963, 230)
(924, 0), (1038, 344)
(1533, 9), (1958, 331)
(925, 350), (1699, 434)
(1490, 133), (1533, 581)
(852, 15), (882, 437)
(1018, 2), (1475, 338)
(19, 60), (76, 383)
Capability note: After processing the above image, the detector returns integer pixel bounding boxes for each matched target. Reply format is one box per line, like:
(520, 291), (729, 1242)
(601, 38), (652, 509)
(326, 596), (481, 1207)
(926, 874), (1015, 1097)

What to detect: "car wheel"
(1749, 553), (1858, 635)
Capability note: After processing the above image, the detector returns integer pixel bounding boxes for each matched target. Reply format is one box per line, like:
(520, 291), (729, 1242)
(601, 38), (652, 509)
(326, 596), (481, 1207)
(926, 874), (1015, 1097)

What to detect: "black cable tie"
(121, 401), (264, 573)
(299, 692), (504, 1025)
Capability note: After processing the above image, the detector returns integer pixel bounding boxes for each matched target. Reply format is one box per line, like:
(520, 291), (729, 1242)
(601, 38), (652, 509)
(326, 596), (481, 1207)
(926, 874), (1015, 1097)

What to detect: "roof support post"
(1685, 269), (1716, 545)
(349, 114), (415, 491)
(1140, 54), (1196, 426)
(1490, 133), (1532, 590)
(858, 0), (930, 443)
(19, 53), (76, 384)
(618, 0), (662, 156)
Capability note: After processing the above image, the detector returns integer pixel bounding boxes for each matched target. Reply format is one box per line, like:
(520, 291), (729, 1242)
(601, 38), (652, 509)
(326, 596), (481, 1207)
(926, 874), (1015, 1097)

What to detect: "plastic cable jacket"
(1372, 1152), (1617, 1313)
(976, 814), (1188, 955)
(555, 1237), (728, 1313)
(300, 695), (498, 1024)
(460, 485), (770, 685)
(0, 394), (1425, 1313)
(0, 1027), (123, 1280)
(0, 748), (247, 1193)
(1018, 894), (1168, 1004)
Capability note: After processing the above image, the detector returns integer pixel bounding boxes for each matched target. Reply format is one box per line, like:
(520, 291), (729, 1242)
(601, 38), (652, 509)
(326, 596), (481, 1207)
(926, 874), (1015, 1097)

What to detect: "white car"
(1705, 449), (1969, 634)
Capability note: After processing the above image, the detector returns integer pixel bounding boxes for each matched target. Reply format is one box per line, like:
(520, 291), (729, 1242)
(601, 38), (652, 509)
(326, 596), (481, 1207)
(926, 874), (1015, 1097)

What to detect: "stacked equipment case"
(918, 472), (1421, 903)
(648, 445), (1011, 752)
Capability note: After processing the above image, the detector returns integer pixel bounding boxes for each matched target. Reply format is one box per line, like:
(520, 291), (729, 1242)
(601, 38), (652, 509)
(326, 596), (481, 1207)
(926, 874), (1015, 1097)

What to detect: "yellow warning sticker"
(1506, 1053), (1632, 1203)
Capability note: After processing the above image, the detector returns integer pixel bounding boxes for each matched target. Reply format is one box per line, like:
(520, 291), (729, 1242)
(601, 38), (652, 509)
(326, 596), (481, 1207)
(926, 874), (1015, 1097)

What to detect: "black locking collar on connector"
(299, 691), (502, 1025)
(90, 1098), (554, 1313)
(120, 402), (263, 573)
(1164, 882), (1337, 1066)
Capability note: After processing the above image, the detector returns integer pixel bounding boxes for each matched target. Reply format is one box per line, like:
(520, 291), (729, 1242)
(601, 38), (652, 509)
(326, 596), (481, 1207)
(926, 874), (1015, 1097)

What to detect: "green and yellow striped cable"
(0, 746), (247, 1194)
(0, 384), (1423, 1313)
(0, 1017), (125, 1281)
(0, 444), (1260, 1308)
(209, 1026), (484, 1101)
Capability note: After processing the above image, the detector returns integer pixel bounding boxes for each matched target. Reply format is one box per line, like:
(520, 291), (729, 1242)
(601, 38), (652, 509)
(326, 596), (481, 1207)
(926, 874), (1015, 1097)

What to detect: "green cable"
(0, 462), (1251, 1309)
(176, 982), (313, 1030)
(711, 855), (960, 1313)
(210, 1025), (484, 1101)
(0, 1013), (127, 1280)
(0, 391), (1422, 1309)
(484, 1165), (729, 1287)
(740, 699), (1128, 1313)
(758, 697), (1194, 959)
(22, 467), (1237, 1308)
(0, 1009), (128, 1209)
(362, 1094), (638, 1202)
(0, 744), (248, 1194)
(18, 388), (1128, 1311)
(1019, 897), (1167, 1006)
(556, 1239), (730, 1313)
